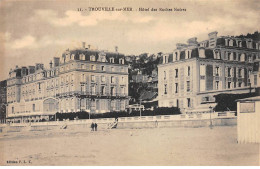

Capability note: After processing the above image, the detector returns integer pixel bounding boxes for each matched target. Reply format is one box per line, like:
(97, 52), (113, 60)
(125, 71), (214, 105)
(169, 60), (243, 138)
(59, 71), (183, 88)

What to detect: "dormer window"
(90, 55), (96, 61)
(119, 58), (124, 64)
(214, 50), (221, 59)
(163, 55), (168, 63)
(247, 41), (252, 48)
(101, 57), (106, 62)
(225, 39), (229, 46)
(71, 54), (75, 60)
(110, 58), (114, 63)
(186, 50), (191, 59)
(80, 54), (85, 60)
(229, 39), (233, 46)
(65, 53), (70, 61)
(238, 41), (242, 47)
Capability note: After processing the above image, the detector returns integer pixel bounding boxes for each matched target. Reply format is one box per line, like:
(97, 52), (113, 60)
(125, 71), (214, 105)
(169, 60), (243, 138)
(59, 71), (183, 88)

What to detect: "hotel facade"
(158, 31), (260, 113)
(6, 45), (129, 122)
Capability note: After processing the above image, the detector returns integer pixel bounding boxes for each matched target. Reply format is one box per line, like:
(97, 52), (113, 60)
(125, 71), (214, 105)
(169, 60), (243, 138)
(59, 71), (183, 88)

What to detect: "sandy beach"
(0, 126), (259, 166)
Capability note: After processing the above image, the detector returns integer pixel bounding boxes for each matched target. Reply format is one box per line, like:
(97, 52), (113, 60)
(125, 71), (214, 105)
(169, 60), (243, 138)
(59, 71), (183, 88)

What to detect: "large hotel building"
(6, 44), (129, 122)
(158, 31), (260, 112)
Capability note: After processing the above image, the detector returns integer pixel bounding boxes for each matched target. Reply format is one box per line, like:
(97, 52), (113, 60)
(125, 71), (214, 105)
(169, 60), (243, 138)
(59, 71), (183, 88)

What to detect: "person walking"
(94, 123), (98, 131)
(91, 122), (94, 131)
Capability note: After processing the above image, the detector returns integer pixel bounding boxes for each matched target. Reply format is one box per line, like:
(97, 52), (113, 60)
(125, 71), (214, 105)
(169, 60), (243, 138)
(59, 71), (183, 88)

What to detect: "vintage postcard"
(0, 0), (259, 166)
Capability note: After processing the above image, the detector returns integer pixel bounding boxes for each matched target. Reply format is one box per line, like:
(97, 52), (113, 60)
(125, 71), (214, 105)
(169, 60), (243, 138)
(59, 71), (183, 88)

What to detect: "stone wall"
(0, 117), (237, 133)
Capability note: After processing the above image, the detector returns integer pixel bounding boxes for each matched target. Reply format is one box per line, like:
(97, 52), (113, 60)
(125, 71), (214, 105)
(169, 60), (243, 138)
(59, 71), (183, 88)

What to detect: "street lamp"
(209, 106), (213, 129)
(139, 99), (142, 117)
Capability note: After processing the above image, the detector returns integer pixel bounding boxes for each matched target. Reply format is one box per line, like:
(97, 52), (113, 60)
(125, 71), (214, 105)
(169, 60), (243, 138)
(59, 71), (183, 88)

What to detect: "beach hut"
(237, 96), (260, 143)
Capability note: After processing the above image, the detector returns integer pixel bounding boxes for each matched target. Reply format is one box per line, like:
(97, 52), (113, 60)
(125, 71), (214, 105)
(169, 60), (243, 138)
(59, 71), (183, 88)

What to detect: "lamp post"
(249, 82), (252, 94)
(209, 106), (213, 129)
(139, 99), (142, 117)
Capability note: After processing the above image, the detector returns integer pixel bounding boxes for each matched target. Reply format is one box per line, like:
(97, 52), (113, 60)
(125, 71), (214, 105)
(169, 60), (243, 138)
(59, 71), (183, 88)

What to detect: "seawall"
(0, 115), (237, 133)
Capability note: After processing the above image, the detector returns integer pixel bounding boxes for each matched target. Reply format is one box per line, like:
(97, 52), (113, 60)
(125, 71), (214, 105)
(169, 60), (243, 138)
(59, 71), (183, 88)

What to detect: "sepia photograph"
(0, 0), (259, 166)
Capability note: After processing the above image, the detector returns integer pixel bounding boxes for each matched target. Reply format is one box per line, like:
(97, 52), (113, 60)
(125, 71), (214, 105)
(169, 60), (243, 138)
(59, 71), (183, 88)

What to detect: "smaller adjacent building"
(237, 96), (260, 143)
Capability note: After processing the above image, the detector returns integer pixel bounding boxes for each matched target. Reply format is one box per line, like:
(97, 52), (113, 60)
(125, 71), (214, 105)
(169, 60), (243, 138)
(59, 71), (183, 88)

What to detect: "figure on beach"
(94, 123), (98, 131)
(91, 122), (94, 131)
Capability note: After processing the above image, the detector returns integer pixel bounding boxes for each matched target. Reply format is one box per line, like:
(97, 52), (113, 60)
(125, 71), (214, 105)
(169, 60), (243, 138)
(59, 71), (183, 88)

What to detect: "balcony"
(56, 91), (128, 99)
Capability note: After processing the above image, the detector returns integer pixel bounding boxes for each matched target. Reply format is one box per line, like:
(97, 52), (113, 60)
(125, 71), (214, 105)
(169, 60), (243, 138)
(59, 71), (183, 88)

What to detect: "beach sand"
(0, 126), (259, 166)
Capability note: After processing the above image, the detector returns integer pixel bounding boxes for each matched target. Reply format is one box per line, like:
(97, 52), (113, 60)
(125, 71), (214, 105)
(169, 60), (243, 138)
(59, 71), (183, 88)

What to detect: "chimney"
(35, 63), (44, 70)
(49, 60), (53, 69)
(88, 44), (91, 49)
(40, 64), (44, 70)
(208, 31), (218, 39)
(53, 57), (60, 67)
(36, 63), (40, 70)
(187, 37), (198, 45)
(176, 43), (188, 50)
(82, 42), (86, 49)
(115, 46), (118, 52)
(28, 66), (35, 74)
(21, 67), (28, 76)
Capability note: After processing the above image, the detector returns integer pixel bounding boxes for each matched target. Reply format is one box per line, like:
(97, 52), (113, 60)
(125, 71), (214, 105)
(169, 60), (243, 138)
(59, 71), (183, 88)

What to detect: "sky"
(0, 0), (259, 80)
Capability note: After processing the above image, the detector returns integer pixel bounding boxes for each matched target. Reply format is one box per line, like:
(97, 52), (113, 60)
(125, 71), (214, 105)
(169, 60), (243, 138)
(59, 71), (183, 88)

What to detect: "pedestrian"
(91, 122), (94, 131)
(94, 123), (97, 131)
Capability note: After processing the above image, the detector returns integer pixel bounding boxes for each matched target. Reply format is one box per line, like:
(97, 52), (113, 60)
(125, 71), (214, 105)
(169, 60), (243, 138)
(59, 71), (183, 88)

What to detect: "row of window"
(162, 79), (247, 96)
(225, 39), (259, 49)
(164, 81), (191, 95)
(163, 66), (191, 80)
(80, 85), (126, 95)
(20, 63), (127, 84)
(163, 51), (192, 63)
(19, 74), (125, 93)
(64, 53), (125, 64)
(213, 51), (258, 62)
(60, 99), (126, 111)
(200, 65), (251, 77)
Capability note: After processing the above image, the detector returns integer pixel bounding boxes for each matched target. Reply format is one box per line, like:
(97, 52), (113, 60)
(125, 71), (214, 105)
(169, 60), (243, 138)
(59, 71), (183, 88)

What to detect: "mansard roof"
(62, 49), (126, 64)
(160, 48), (216, 64)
